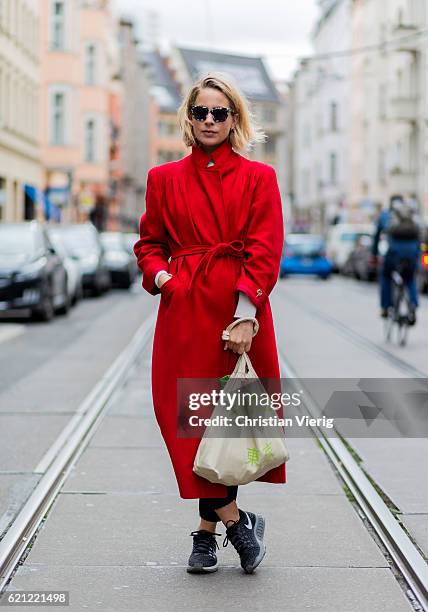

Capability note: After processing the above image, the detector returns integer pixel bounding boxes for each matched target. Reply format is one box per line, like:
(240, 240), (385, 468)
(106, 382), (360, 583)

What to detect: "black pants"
(199, 486), (238, 522)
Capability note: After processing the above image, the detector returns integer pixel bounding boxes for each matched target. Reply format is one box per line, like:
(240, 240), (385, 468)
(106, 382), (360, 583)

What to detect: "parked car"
(280, 234), (333, 279)
(47, 228), (83, 306)
(123, 232), (140, 256)
(343, 235), (388, 281)
(0, 221), (69, 321)
(52, 223), (110, 296)
(100, 232), (138, 289)
(326, 223), (373, 272)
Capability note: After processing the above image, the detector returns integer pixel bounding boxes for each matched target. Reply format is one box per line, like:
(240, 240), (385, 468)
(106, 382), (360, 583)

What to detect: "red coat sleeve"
(133, 168), (170, 296)
(236, 166), (284, 309)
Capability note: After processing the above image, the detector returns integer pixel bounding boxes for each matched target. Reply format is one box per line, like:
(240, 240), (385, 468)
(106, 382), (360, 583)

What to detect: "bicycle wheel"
(384, 309), (394, 342)
(396, 317), (409, 346)
(395, 288), (410, 347)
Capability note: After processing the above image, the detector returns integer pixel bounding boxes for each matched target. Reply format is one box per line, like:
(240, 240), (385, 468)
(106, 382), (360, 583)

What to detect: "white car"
(47, 229), (83, 306)
(326, 223), (373, 272)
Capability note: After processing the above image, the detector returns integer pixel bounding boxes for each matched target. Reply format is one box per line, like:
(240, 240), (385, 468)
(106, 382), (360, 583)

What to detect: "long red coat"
(134, 139), (286, 499)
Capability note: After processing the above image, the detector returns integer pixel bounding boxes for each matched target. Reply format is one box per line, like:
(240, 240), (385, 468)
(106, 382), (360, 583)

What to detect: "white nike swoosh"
(244, 512), (252, 530)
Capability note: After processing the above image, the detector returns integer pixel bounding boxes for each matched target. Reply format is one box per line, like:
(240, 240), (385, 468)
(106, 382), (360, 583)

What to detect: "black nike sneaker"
(222, 509), (266, 573)
(187, 529), (221, 573)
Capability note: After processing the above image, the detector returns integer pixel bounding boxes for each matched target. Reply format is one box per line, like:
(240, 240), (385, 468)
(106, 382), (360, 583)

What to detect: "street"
(0, 275), (427, 610)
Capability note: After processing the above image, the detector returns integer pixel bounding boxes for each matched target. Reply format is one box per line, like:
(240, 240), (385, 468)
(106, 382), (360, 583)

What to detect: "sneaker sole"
(186, 561), (218, 574)
(243, 515), (266, 574)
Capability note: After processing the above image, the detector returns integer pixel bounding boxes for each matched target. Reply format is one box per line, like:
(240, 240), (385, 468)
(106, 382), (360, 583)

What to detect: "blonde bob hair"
(177, 72), (266, 153)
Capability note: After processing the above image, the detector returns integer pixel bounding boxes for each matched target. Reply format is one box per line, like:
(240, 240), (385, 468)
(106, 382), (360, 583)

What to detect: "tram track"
(278, 350), (428, 611)
(279, 288), (428, 380)
(1, 284), (427, 606)
(0, 312), (156, 593)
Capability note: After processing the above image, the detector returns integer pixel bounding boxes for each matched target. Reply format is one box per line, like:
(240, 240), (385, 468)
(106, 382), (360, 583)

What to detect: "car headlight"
(78, 254), (99, 269)
(15, 260), (45, 282)
(106, 252), (129, 264)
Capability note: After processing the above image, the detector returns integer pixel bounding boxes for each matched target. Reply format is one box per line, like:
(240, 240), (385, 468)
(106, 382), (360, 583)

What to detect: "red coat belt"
(170, 240), (245, 292)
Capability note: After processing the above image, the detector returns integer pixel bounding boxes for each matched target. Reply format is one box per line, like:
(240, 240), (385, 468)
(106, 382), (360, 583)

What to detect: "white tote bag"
(193, 352), (290, 486)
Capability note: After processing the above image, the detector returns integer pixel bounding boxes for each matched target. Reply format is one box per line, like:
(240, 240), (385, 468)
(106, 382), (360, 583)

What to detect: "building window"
(378, 148), (386, 183)
(264, 135), (276, 156)
(315, 162), (322, 191)
(158, 120), (179, 137)
(302, 169), (310, 197)
(85, 43), (97, 85)
(302, 123), (311, 148)
(330, 101), (338, 131)
(84, 118), (97, 162)
(263, 106), (276, 123)
(379, 84), (387, 118)
(0, 177), (6, 221)
(0, 64), (3, 126)
(51, 0), (65, 50)
(329, 152), (337, 184)
(51, 91), (65, 145)
(157, 150), (180, 164)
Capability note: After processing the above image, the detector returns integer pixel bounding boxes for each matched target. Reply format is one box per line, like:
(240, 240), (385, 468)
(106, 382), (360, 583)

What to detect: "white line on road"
(0, 325), (26, 346)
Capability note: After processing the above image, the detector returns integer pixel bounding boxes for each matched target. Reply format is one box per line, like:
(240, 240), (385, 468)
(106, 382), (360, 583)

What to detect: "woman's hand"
(158, 272), (172, 288)
(224, 320), (254, 354)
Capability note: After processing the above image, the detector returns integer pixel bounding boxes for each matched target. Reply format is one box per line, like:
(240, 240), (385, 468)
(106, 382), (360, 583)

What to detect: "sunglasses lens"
(191, 106), (208, 121)
(212, 108), (229, 122)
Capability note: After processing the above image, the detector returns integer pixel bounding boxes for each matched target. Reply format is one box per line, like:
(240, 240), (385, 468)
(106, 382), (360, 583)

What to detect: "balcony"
(390, 23), (420, 53)
(388, 168), (417, 194)
(387, 96), (418, 122)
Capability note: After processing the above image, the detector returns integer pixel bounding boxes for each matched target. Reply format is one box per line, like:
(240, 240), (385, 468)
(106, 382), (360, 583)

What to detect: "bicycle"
(383, 258), (415, 347)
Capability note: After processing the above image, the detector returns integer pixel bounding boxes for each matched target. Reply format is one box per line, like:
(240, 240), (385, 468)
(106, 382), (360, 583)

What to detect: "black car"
(0, 221), (69, 321)
(52, 223), (110, 296)
(343, 234), (387, 281)
(100, 232), (138, 289)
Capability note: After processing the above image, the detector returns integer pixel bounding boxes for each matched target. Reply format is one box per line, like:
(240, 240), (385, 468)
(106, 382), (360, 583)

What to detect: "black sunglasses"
(190, 105), (235, 123)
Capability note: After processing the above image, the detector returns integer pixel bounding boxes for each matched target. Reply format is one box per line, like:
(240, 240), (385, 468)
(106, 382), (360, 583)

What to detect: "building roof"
(177, 47), (281, 103)
(143, 50), (182, 112)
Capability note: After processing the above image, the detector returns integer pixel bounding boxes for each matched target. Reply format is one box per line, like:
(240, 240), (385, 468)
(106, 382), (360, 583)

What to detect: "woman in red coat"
(134, 73), (286, 575)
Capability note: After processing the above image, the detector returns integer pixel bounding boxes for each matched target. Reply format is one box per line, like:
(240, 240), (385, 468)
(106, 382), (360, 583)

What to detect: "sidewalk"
(5, 347), (413, 611)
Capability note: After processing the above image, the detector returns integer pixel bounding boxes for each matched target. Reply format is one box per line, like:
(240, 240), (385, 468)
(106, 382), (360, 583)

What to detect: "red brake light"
(422, 253), (428, 267)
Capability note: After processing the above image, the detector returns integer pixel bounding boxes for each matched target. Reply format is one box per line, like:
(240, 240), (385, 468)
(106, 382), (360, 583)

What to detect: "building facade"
(290, 0), (428, 232)
(39, 0), (115, 224)
(291, 0), (352, 232)
(117, 19), (152, 231)
(0, 0), (41, 222)
(351, 0), (427, 219)
(144, 49), (187, 168)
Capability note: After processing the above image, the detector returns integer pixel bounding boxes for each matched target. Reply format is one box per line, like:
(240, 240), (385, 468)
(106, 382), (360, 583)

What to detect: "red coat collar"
(191, 139), (240, 171)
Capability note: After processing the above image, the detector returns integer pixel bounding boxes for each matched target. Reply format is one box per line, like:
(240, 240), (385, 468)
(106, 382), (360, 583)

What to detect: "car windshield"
(285, 238), (324, 257)
(101, 234), (124, 251)
(340, 232), (367, 242)
(57, 228), (98, 255)
(0, 225), (39, 258)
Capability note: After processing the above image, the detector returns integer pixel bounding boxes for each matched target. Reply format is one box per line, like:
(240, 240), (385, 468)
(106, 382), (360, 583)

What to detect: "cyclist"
(372, 194), (421, 325)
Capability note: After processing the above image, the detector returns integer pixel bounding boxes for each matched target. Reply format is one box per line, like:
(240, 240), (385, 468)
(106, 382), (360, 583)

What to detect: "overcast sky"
(113, 0), (320, 82)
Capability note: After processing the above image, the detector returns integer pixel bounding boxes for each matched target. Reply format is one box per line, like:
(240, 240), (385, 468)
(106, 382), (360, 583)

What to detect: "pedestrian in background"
(134, 73), (286, 574)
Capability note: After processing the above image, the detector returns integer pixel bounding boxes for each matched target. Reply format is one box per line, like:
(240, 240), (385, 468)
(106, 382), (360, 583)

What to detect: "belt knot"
(170, 240), (245, 293)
